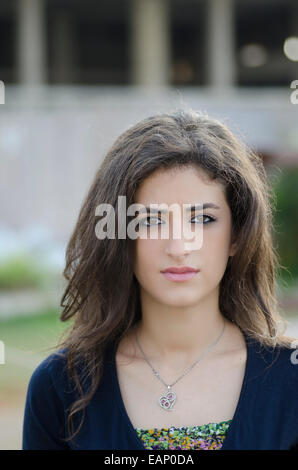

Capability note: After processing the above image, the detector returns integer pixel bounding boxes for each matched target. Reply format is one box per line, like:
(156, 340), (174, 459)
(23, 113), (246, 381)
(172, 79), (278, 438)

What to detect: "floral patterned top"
(135, 419), (232, 450)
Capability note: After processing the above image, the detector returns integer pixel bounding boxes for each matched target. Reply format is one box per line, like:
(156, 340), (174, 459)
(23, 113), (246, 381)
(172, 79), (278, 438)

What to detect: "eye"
(139, 216), (162, 227)
(139, 214), (216, 226)
(192, 214), (216, 224)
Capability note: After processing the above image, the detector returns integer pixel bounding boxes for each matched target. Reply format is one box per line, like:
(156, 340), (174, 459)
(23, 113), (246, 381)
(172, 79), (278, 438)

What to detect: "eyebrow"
(139, 203), (220, 214)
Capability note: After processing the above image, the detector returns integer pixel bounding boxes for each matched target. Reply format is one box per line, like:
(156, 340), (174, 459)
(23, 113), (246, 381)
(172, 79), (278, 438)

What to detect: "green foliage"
(271, 167), (298, 282)
(0, 253), (47, 289)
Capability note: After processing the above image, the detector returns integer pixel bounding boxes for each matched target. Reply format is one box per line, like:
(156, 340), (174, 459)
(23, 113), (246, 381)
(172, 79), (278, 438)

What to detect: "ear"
(229, 241), (238, 258)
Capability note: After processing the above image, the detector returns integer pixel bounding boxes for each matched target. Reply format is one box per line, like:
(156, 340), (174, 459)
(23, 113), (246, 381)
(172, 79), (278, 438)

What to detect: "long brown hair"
(54, 108), (296, 443)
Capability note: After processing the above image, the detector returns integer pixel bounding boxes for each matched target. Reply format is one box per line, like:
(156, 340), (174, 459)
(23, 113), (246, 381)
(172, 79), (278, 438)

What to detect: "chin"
(159, 292), (202, 308)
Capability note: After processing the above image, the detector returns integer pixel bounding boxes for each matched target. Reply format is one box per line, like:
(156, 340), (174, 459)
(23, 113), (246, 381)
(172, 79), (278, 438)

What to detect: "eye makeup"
(138, 214), (217, 227)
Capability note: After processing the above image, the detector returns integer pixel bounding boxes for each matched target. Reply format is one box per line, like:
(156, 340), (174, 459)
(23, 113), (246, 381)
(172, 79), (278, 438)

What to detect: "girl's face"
(133, 166), (237, 308)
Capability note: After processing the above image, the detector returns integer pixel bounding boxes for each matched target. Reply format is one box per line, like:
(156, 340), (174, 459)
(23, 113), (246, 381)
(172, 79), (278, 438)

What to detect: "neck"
(134, 289), (229, 367)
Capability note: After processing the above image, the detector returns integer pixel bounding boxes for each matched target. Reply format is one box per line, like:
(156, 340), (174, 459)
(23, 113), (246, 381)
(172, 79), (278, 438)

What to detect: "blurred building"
(0, 0), (297, 87)
(0, 0), (298, 242)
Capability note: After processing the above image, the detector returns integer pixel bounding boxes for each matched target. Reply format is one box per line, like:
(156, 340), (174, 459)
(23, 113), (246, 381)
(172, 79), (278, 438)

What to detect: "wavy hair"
(54, 108), (296, 443)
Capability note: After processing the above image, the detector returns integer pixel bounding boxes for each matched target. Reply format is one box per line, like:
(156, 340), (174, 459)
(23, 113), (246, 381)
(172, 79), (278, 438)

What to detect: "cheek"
(202, 222), (231, 254)
(200, 225), (231, 277)
(134, 239), (161, 279)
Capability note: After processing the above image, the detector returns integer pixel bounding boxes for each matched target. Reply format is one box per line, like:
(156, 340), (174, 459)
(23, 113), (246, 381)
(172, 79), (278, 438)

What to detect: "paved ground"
(0, 402), (25, 450)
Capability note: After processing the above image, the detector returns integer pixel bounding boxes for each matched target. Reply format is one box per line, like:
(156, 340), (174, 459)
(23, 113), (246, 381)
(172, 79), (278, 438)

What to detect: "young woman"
(22, 108), (298, 450)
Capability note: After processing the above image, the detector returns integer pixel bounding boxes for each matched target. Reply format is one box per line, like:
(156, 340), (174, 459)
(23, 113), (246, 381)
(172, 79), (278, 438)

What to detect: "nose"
(164, 211), (203, 256)
(165, 237), (192, 257)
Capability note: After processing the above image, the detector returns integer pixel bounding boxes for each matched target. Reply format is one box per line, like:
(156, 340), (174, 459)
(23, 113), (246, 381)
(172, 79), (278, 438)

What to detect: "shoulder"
(247, 335), (298, 388)
(27, 348), (71, 401)
(27, 344), (114, 398)
(29, 348), (68, 379)
(23, 349), (73, 449)
(273, 342), (298, 383)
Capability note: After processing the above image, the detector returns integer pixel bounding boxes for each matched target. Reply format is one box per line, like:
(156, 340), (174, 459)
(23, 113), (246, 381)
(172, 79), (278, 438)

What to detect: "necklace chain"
(135, 318), (226, 390)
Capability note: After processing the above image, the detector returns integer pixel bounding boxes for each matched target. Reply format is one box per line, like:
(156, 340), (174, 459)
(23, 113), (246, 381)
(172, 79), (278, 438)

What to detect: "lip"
(161, 266), (200, 283)
(161, 266), (199, 274)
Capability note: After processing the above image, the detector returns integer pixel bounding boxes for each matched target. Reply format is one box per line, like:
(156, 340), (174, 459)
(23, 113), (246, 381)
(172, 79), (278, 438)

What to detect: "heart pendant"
(159, 390), (176, 411)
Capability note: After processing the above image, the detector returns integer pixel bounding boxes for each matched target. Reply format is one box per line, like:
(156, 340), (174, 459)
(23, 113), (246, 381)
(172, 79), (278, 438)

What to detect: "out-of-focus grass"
(0, 309), (72, 399)
(0, 308), (69, 352)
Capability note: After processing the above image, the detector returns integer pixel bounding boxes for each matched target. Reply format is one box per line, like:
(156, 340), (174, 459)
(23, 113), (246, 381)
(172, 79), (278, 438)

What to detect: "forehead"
(135, 166), (227, 206)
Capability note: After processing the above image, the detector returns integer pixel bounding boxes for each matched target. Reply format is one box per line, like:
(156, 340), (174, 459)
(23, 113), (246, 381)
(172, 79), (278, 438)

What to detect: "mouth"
(161, 267), (200, 282)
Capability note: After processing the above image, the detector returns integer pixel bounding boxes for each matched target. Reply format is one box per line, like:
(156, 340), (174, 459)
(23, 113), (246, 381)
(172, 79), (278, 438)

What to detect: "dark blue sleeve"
(22, 354), (70, 450)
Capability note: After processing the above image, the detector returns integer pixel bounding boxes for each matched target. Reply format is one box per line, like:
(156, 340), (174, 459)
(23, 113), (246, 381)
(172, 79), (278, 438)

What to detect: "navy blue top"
(22, 332), (298, 450)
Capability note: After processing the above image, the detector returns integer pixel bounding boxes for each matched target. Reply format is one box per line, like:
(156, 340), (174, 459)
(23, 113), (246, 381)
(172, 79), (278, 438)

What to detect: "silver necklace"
(135, 318), (226, 411)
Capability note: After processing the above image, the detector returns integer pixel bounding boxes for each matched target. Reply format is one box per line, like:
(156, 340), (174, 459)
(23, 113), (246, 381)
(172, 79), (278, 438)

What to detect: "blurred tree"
(0, 253), (46, 290)
(271, 167), (298, 283)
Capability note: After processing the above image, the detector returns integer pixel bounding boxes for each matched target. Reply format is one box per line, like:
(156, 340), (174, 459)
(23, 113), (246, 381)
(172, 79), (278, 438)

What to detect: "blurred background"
(1, 0), (298, 449)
